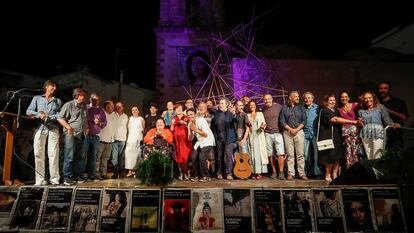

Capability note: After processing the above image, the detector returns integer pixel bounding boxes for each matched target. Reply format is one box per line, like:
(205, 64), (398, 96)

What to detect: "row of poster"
(0, 186), (407, 232)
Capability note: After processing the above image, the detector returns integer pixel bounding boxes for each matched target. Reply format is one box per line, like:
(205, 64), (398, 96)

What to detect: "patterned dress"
(338, 103), (362, 168)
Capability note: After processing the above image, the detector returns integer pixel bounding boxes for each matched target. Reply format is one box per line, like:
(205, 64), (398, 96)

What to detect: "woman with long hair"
(337, 91), (362, 168)
(358, 91), (400, 160)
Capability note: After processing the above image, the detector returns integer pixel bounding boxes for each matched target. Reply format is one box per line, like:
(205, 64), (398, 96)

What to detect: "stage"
(75, 176), (398, 189)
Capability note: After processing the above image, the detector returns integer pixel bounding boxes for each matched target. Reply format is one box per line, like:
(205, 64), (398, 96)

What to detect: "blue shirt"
(26, 95), (62, 130)
(280, 104), (307, 129)
(303, 103), (319, 139)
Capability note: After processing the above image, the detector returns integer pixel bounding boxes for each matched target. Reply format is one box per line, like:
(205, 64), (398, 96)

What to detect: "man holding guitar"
(187, 108), (215, 182)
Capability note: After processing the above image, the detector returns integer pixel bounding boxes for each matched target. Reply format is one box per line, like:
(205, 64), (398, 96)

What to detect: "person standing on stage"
(83, 93), (107, 181)
(144, 103), (159, 133)
(303, 92), (322, 178)
(26, 80), (62, 185)
(280, 91), (308, 180)
(111, 102), (128, 178)
(96, 100), (115, 179)
(57, 88), (88, 185)
(187, 108), (215, 182)
(262, 94), (286, 180)
(211, 97), (237, 180)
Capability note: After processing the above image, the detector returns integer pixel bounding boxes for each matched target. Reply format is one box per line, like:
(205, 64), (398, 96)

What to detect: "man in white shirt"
(111, 102), (128, 178)
(187, 108), (215, 182)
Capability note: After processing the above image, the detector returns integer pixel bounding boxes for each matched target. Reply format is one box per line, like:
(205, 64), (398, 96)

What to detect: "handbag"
(317, 109), (335, 151)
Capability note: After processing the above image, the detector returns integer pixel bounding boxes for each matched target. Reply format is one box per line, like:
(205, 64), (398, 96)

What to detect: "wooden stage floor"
(75, 177), (397, 189)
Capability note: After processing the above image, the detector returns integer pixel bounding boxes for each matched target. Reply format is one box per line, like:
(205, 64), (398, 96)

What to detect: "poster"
(282, 189), (314, 233)
(253, 189), (282, 233)
(223, 188), (251, 233)
(0, 187), (18, 227)
(70, 188), (101, 232)
(40, 188), (73, 231)
(163, 188), (191, 233)
(371, 188), (406, 232)
(130, 189), (161, 233)
(10, 186), (45, 229)
(313, 189), (345, 233)
(191, 188), (224, 233)
(342, 188), (375, 232)
(100, 189), (130, 232)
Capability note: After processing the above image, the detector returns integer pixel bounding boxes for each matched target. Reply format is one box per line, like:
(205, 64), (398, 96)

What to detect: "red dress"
(171, 115), (192, 163)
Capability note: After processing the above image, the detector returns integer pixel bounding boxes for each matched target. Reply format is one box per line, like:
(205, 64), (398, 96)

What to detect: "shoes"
(184, 174), (190, 181)
(76, 177), (86, 183)
(35, 180), (48, 186)
(126, 173), (135, 178)
(256, 174), (263, 180)
(226, 175), (234, 180)
(63, 178), (76, 186)
(325, 177), (332, 182)
(278, 173), (286, 180)
(87, 176), (100, 182)
(300, 175), (309, 180)
(270, 173), (277, 179)
(191, 177), (199, 182)
(199, 177), (211, 182)
(217, 174), (223, 180)
(101, 174), (109, 179)
(178, 174), (183, 180)
(287, 175), (294, 180)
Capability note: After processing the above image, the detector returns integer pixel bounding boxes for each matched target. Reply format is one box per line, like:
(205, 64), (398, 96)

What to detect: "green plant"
(376, 147), (414, 184)
(137, 150), (174, 186)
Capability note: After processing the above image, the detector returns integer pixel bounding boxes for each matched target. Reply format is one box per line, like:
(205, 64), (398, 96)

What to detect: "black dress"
(318, 107), (344, 165)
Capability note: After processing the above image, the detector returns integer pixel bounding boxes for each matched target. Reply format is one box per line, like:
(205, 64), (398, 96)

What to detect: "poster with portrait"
(312, 189), (345, 233)
(130, 189), (161, 233)
(176, 46), (211, 87)
(100, 189), (130, 232)
(253, 189), (282, 233)
(163, 188), (191, 233)
(191, 188), (224, 233)
(342, 188), (375, 232)
(282, 189), (314, 233)
(9, 186), (45, 229)
(70, 188), (101, 232)
(223, 188), (251, 233)
(371, 188), (406, 232)
(40, 188), (74, 231)
(0, 187), (18, 227)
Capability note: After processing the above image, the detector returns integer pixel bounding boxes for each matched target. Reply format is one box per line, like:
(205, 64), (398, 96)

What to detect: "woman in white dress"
(125, 106), (145, 177)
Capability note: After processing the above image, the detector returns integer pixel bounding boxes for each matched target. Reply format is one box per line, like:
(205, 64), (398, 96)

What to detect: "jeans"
(111, 140), (126, 172)
(83, 135), (100, 178)
(304, 137), (322, 177)
(63, 134), (85, 179)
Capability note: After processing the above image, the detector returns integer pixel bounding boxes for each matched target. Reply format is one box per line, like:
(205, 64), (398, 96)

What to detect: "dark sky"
(0, 1), (412, 90)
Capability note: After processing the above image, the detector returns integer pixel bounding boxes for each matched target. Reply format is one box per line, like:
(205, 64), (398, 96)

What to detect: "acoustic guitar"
(233, 152), (252, 179)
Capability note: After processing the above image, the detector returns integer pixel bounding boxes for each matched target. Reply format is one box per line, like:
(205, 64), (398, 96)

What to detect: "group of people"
(26, 80), (408, 185)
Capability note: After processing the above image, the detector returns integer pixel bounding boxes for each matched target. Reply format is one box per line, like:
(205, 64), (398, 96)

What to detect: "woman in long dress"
(318, 95), (361, 181)
(240, 101), (268, 179)
(125, 106), (145, 177)
(338, 91), (362, 168)
(170, 104), (192, 180)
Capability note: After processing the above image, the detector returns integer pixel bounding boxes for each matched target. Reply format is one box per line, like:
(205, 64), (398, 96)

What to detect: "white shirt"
(190, 117), (215, 149)
(113, 112), (128, 141)
(99, 112), (116, 143)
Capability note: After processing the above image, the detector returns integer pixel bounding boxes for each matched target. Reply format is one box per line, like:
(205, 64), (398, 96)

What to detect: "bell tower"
(155, 0), (225, 103)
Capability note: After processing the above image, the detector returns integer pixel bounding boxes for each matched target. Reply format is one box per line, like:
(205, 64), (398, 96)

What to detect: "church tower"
(155, 0), (225, 103)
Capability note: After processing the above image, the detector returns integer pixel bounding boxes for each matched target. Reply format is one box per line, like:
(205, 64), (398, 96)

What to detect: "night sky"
(0, 1), (412, 90)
